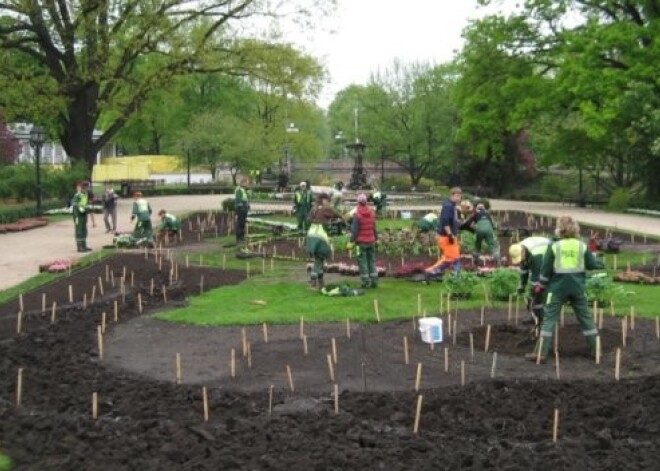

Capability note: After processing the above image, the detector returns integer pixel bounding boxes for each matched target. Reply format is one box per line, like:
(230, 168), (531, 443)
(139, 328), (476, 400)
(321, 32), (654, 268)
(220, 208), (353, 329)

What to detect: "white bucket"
(400, 211), (412, 220)
(418, 317), (443, 344)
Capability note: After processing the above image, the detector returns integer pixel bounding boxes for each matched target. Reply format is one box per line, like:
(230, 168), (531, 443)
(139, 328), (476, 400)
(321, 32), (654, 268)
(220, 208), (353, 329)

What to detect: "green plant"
(487, 268), (520, 300)
(607, 188), (632, 211)
(459, 231), (476, 254)
(586, 274), (627, 306)
(442, 271), (479, 298)
(221, 198), (236, 212)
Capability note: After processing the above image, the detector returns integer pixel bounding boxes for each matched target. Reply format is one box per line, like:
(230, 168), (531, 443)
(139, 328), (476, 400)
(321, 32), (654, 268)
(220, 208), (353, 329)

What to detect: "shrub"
(442, 271), (479, 299)
(607, 188), (632, 211)
(221, 198), (236, 212)
(586, 274), (627, 306)
(487, 268), (520, 301)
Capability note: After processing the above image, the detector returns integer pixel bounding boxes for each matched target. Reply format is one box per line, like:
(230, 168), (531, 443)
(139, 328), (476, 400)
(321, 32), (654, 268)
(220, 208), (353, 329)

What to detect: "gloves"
(447, 233), (455, 244)
(533, 285), (545, 295)
(346, 242), (355, 250)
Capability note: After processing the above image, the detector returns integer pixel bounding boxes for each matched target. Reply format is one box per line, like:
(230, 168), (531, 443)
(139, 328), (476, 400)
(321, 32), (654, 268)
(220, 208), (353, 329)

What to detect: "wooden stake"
(507, 295), (512, 321)
(162, 285), (167, 304)
(113, 300), (118, 322)
(630, 306), (635, 330)
(413, 394), (423, 434)
(469, 333), (474, 362)
(326, 354), (335, 382)
(50, 302), (57, 324)
(16, 368), (23, 406)
(303, 335), (308, 355)
(19, 293), (24, 312)
(230, 349), (236, 378)
(484, 325), (491, 352)
(331, 337), (338, 364)
(536, 337), (544, 365)
(97, 326), (103, 360)
(90, 285), (96, 305)
(490, 352), (497, 379)
(241, 327), (247, 357)
(460, 360), (465, 387)
(656, 317), (659, 339)
(373, 299), (381, 322)
(137, 293), (143, 314)
(614, 347), (621, 381)
(622, 317), (627, 347)
(68, 285), (73, 303)
(480, 306), (485, 326)
(92, 392), (98, 420)
(247, 342), (252, 369)
(98, 276), (104, 296)
(262, 322), (268, 343)
(268, 385), (274, 416)
(202, 387), (209, 422)
(414, 362), (422, 392)
(16, 311), (22, 334)
(186, 255), (189, 268)
(334, 384), (339, 415)
(175, 353), (182, 384)
(555, 351), (560, 380)
(286, 365), (294, 392)
(403, 336), (410, 365)
(444, 347), (449, 373)
(299, 316), (304, 339)
(346, 318), (351, 339)
(130, 271), (134, 288)
(41, 293), (46, 313)
(553, 408), (559, 443)
(452, 319), (457, 346)
(595, 336), (601, 364)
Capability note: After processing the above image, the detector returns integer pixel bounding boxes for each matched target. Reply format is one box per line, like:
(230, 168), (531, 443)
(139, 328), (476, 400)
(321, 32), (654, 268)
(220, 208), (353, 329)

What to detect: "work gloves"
(533, 285), (545, 295)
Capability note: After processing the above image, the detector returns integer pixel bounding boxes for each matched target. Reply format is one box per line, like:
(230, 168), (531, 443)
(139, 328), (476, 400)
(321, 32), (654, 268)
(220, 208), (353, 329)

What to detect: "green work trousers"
(538, 288), (598, 356)
(475, 228), (498, 257)
(357, 243), (377, 288)
(306, 236), (331, 280)
(133, 219), (153, 240)
(296, 208), (310, 233)
(73, 211), (88, 246)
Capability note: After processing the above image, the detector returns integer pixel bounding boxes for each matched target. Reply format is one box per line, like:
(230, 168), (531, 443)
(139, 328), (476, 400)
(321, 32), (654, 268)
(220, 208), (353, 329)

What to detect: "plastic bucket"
(418, 317), (443, 344)
(400, 211), (412, 220)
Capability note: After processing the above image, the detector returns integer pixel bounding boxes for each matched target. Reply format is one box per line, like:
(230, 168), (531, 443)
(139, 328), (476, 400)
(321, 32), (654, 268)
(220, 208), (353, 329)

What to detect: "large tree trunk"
(59, 82), (101, 172)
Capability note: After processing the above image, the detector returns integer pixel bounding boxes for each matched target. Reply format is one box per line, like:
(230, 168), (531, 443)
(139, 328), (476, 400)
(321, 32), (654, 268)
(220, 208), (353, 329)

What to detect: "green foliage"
(487, 268), (519, 301)
(607, 188), (632, 211)
(221, 198), (236, 213)
(442, 271), (480, 298)
(586, 275), (627, 307)
(0, 200), (63, 223)
(0, 452), (13, 471)
(0, 162), (88, 203)
(459, 231), (476, 254)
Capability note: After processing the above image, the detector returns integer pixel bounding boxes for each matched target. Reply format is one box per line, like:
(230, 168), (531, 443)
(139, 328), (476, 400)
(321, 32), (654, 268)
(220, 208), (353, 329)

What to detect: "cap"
(300, 181), (307, 187)
(509, 243), (523, 265)
(357, 193), (367, 204)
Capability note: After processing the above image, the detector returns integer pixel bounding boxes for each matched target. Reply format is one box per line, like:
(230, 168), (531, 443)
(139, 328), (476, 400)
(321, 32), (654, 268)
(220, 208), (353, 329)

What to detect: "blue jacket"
(438, 200), (459, 236)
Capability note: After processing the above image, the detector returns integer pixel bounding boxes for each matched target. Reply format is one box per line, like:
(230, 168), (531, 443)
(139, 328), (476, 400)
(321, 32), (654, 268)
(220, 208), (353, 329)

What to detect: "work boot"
(76, 242), (85, 253)
(370, 277), (378, 289)
(81, 243), (92, 252)
(317, 276), (325, 289)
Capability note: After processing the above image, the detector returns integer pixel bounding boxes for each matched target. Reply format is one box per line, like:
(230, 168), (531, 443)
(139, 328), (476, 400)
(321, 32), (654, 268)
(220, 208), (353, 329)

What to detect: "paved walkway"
(1, 195), (658, 291)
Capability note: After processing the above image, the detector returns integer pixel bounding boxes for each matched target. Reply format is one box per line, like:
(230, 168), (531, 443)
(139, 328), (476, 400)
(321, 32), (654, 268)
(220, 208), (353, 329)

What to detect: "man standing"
(509, 236), (552, 329)
(102, 184), (118, 233)
(350, 193), (379, 289)
(131, 191), (153, 241)
(424, 187), (462, 279)
(72, 181), (92, 252)
(306, 193), (342, 290)
(293, 181), (312, 234)
(526, 216), (604, 362)
(234, 177), (250, 243)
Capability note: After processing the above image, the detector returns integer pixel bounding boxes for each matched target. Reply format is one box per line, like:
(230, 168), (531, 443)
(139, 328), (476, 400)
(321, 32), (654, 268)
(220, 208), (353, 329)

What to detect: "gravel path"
(1, 195), (658, 291)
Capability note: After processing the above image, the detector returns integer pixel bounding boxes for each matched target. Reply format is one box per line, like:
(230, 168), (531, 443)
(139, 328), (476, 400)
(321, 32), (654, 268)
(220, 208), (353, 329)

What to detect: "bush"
(442, 271), (479, 299)
(0, 199), (63, 223)
(586, 274), (626, 306)
(487, 268), (520, 301)
(221, 198), (235, 212)
(607, 188), (632, 211)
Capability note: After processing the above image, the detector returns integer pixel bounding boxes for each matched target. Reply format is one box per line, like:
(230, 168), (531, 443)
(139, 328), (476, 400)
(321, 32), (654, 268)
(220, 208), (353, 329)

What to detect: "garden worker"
(417, 212), (438, 233)
(370, 189), (387, 216)
(330, 181), (344, 211)
(509, 236), (552, 329)
(462, 203), (499, 263)
(131, 191), (153, 241)
(234, 177), (250, 243)
(72, 181), (92, 252)
(349, 193), (379, 288)
(278, 170), (289, 193)
(306, 193), (343, 290)
(293, 181), (313, 234)
(525, 216), (604, 362)
(424, 187), (462, 280)
(102, 184), (118, 233)
(157, 210), (181, 242)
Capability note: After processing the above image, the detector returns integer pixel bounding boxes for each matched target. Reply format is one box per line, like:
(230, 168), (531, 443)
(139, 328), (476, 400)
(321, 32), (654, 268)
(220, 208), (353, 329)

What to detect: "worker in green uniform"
(462, 203), (499, 262)
(417, 212), (438, 233)
(234, 177), (250, 243)
(131, 191), (153, 242)
(306, 193), (342, 290)
(370, 189), (387, 216)
(293, 181), (313, 234)
(509, 236), (552, 331)
(157, 209), (181, 242)
(526, 216), (604, 362)
(72, 181), (92, 252)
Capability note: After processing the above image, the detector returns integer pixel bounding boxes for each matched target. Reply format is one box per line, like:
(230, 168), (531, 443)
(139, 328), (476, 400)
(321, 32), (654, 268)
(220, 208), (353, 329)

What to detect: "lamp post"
(283, 122), (298, 175)
(29, 126), (46, 215)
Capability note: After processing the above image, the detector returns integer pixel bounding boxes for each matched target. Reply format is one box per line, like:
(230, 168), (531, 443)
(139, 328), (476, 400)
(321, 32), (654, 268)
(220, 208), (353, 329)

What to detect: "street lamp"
(29, 125), (46, 215)
(283, 122), (298, 175)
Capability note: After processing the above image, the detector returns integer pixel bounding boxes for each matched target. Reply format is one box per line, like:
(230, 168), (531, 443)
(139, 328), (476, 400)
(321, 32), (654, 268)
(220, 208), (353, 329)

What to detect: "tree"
(0, 109), (19, 165)
(0, 0), (333, 170)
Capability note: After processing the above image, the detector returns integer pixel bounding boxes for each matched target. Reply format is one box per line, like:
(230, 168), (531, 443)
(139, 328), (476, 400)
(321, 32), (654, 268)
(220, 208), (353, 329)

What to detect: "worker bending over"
(424, 187), (462, 280)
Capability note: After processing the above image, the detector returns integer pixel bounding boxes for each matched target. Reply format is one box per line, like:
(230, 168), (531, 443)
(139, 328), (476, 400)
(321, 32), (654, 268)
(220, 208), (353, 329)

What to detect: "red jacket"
(351, 205), (377, 243)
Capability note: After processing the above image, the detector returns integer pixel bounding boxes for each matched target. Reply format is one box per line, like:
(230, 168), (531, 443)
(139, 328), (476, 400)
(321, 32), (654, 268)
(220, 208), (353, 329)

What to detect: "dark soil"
(2, 211), (660, 469)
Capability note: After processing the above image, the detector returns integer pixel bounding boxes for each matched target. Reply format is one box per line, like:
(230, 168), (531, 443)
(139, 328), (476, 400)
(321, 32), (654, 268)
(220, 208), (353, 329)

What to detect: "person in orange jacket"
(425, 187), (462, 280)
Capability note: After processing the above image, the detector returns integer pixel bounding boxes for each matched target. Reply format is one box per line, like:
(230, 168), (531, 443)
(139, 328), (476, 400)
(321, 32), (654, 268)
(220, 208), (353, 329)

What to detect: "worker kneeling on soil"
(526, 216), (604, 362)
(417, 213), (438, 233)
(349, 193), (379, 289)
(509, 236), (552, 332)
(157, 210), (181, 242)
(131, 192), (153, 242)
(306, 193), (342, 290)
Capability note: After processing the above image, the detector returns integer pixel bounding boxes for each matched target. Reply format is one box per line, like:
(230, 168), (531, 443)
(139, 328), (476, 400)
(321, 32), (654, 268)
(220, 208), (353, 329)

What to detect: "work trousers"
(426, 235), (460, 275)
(235, 206), (248, 242)
(104, 207), (117, 231)
(74, 211), (88, 246)
(357, 243), (378, 288)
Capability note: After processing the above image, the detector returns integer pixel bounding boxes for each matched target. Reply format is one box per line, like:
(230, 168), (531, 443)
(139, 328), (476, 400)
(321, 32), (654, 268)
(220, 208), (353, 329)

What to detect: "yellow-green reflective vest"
(307, 223), (329, 242)
(552, 239), (586, 274)
(522, 236), (551, 256)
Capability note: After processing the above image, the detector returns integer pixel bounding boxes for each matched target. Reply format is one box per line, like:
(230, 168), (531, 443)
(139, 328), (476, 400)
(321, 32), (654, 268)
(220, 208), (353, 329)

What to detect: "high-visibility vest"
(74, 191), (88, 211)
(307, 223), (329, 242)
(522, 236), (551, 256)
(135, 198), (149, 213)
(552, 239), (586, 274)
